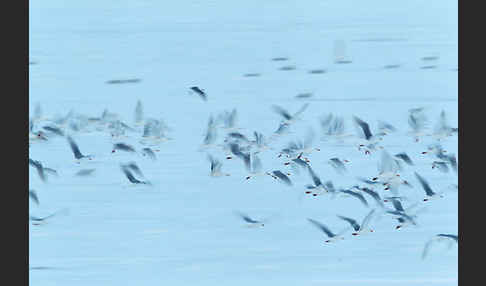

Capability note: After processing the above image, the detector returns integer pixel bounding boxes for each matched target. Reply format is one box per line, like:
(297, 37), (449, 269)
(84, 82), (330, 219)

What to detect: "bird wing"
(353, 116), (372, 140)
(395, 152), (414, 166)
(320, 114), (334, 131)
(135, 100), (143, 123)
(29, 190), (39, 205)
(336, 215), (360, 231)
(235, 211), (259, 224)
(251, 154), (263, 173)
(342, 190), (368, 207)
(307, 165), (322, 187)
(361, 188), (384, 208)
(121, 166), (140, 184)
(390, 198), (405, 212)
(273, 170), (292, 186)
(414, 172), (436, 196)
(67, 136), (84, 159)
(307, 218), (336, 238)
(272, 105), (292, 120)
(379, 150), (399, 174)
(359, 209), (376, 231)
(421, 238), (436, 259)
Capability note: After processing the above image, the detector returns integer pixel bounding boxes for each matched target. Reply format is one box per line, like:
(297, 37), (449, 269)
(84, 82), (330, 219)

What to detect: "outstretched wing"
(307, 218), (336, 238)
(336, 215), (360, 231)
(353, 116), (372, 140)
(67, 136), (84, 159)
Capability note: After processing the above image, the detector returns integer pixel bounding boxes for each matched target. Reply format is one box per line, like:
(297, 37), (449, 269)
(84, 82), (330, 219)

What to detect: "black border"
(7, 0), (29, 284)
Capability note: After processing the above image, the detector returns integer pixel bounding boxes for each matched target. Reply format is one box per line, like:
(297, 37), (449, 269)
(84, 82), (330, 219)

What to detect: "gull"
(120, 164), (150, 185)
(352, 116), (384, 154)
(229, 142), (251, 168)
(271, 103), (309, 125)
(267, 170), (293, 186)
(67, 136), (92, 161)
(208, 154), (230, 177)
(112, 142), (136, 153)
(271, 122), (291, 139)
(283, 128), (320, 158)
(140, 118), (171, 143)
(387, 198), (425, 229)
(284, 153), (309, 175)
(372, 150), (413, 192)
(219, 108), (242, 132)
(415, 172), (443, 201)
(304, 165), (330, 195)
(29, 158), (47, 182)
(307, 218), (347, 243)
(134, 100), (144, 125)
(407, 108), (429, 142)
(320, 114), (352, 142)
(234, 211), (265, 227)
(29, 189), (40, 206)
(429, 152), (458, 174)
(372, 150), (402, 182)
(29, 128), (48, 142)
(141, 147), (157, 161)
(75, 169), (96, 177)
(200, 115), (218, 150)
(337, 209), (376, 236)
(30, 209), (69, 226)
(387, 210), (418, 229)
(107, 120), (127, 138)
(421, 143), (448, 158)
(190, 86), (207, 101)
(328, 157), (348, 175)
(250, 131), (271, 153)
(432, 110), (458, 140)
(422, 234), (458, 259)
(383, 176), (413, 195)
(245, 153), (266, 180)
(105, 78), (141, 84)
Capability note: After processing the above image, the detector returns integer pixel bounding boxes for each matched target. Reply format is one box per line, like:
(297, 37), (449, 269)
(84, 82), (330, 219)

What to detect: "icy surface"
(29, 0), (457, 285)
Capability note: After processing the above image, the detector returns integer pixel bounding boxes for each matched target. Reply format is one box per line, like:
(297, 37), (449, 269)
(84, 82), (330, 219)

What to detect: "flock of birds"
(29, 86), (458, 261)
